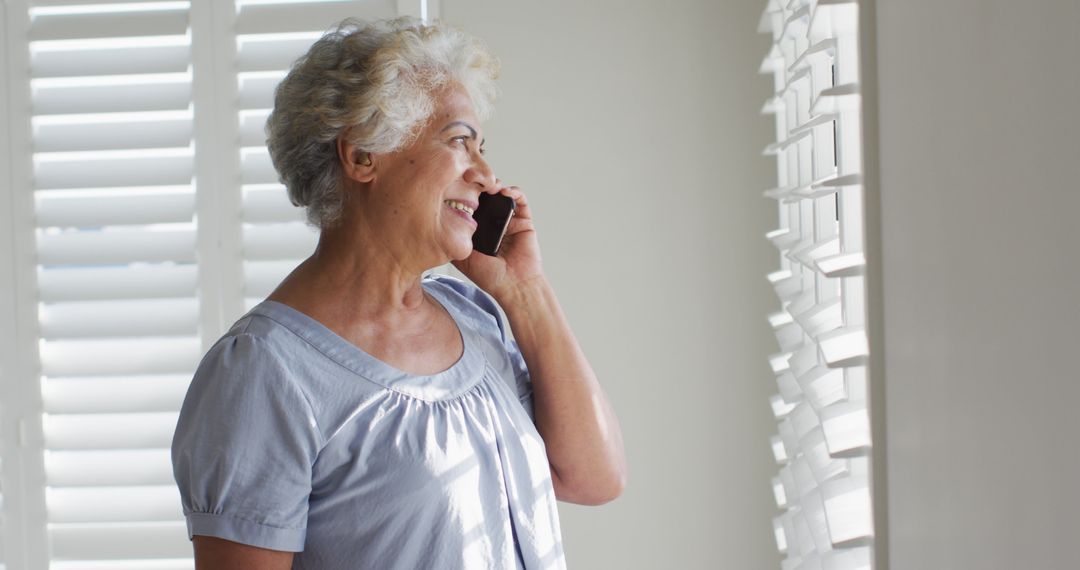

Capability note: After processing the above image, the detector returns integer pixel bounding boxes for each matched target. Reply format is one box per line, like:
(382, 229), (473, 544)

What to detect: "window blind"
(0, 1), (435, 567)
(758, 1), (875, 569)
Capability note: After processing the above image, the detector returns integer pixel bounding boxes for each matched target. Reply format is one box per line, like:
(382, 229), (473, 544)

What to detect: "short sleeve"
(428, 274), (535, 422)
(171, 332), (322, 552)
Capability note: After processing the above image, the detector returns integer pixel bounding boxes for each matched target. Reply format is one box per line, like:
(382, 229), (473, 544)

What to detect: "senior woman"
(171, 16), (626, 570)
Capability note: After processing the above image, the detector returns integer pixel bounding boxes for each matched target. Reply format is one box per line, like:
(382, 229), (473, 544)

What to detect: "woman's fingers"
(500, 186), (530, 220)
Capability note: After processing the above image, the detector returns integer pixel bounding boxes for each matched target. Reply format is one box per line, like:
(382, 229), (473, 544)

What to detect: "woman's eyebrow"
(440, 120), (478, 140)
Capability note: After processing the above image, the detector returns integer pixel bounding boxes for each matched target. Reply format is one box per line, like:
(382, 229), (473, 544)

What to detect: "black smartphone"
(471, 193), (516, 256)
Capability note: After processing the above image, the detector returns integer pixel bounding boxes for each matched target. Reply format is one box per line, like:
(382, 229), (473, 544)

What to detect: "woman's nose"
(463, 153), (496, 191)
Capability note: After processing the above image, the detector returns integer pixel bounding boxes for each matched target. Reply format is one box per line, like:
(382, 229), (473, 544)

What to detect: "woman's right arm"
(194, 536), (295, 569)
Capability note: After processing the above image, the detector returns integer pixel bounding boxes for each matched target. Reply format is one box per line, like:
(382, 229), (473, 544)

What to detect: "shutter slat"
(243, 223), (318, 260)
(39, 298), (200, 339)
(244, 259), (302, 297)
(238, 109), (270, 146)
(33, 77), (192, 116)
(811, 82), (859, 114)
(30, 9), (189, 42)
(38, 265), (198, 302)
(39, 338), (200, 377)
(46, 450), (174, 488)
(36, 191), (195, 227)
(43, 375), (190, 415)
(52, 560), (193, 570)
(31, 41), (189, 79)
(34, 151), (193, 190)
(821, 475), (873, 546)
(43, 412), (180, 451)
(48, 486), (182, 523)
(236, 33), (320, 73)
(237, 71), (284, 110)
(239, 145), (279, 184)
(816, 251), (865, 277)
(242, 185), (303, 223)
(796, 366), (846, 412)
(235, 0), (396, 35)
(49, 522), (191, 561)
(771, 395), (796, 421)
(37, 229), (197, 265)
(817, 327), (868, 367)
(820, 401), (871, 456)
(33, 0), (173, 5)
(34, 113), (193, 152)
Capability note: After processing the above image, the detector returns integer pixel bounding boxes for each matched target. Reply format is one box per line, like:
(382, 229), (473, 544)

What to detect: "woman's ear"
(337, 133), (376, 184)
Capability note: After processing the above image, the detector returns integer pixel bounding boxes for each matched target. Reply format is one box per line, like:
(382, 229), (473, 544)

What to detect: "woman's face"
(365, 83), (494, 267)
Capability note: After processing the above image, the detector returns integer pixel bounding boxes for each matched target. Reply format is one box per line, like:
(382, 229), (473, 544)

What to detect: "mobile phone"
(471, 192), (516, 256)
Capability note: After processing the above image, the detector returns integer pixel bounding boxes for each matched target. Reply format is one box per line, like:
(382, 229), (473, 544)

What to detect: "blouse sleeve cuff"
(185, 512), (307, 552)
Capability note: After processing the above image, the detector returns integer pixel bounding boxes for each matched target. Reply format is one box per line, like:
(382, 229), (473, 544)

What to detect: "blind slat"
(236, 33), (319, 72)
(43, 375), (190, 415)
(52, 560), (193, 570)
(33, 78), (192, 116)
(36, 192), (195, 227)
(242, 185), (304, 223)
(796, 366), (846, 412)
(238, 109), (270, 146)
(242, 223), (318, 260)
(235, 0), (395, 35)
(46, 450), (174, 488)
(43, 412), (181, 450)
(49, 522), (191, 561)
(48, 486), (182, 524)
(34, 114), (193, 153)
(816, 251), (865, 278)
(239, 146), (279, 184)
(39, 338), (200, 377)
(37, 230), (197, 265)
(39, 298), (199, 339)
(34, 152), (193, 190)
(30, 9), (189, 42)
(38, 265), (198, 302)
(31, 42), (189, 79)
(244, 259), (302, 297)
(811, 82), (859, 115)
(237, 71), (284, 110)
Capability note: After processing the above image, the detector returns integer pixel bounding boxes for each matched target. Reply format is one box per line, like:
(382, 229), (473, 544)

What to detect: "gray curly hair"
(265, 17), (500, 230)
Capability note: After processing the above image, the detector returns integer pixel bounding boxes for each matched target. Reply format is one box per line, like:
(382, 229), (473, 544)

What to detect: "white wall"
(440, 1), (781, 568)
(870, 1), (1080, 568)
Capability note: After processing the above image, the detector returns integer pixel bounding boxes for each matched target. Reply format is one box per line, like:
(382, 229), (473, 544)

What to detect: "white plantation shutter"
(11, 2), (199, 567)
(0, 1), (435, 567)
(758, 1), (875, 569)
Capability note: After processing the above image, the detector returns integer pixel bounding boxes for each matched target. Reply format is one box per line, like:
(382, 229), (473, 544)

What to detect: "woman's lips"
(446, 202), (478, 226)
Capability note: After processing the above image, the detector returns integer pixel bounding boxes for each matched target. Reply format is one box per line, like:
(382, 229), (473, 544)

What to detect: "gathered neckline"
(247, 278), (485, 402)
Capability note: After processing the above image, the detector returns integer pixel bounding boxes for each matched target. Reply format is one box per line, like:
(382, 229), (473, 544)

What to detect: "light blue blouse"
(171, 274), (566, 569)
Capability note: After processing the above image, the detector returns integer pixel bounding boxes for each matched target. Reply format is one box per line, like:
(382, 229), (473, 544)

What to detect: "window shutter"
(0, 1), (436, 567)
(758, 1), (875, 569)
(25, 1), (202, 567)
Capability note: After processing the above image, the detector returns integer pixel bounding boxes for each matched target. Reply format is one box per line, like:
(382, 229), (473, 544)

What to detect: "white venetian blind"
(0, 0), (434, 567)
(758, 1), (875, 569)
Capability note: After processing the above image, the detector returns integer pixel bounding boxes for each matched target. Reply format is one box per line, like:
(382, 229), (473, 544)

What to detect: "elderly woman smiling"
(170, 16), (626, 570)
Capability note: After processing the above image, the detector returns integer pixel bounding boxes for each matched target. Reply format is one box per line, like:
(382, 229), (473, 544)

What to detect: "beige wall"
(870, 0), (1080, 568)
(441, 1), (781, 568)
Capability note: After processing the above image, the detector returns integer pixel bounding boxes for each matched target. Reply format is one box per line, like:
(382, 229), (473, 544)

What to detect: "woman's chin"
(445, 239), (475, 262)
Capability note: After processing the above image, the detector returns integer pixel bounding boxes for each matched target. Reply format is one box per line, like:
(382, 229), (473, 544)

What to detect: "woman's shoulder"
(424, 273), (500, 319)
